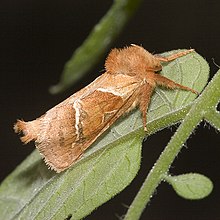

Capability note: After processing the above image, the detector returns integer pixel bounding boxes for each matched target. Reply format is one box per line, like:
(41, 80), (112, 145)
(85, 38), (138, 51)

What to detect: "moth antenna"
(14, 119), (39, 144)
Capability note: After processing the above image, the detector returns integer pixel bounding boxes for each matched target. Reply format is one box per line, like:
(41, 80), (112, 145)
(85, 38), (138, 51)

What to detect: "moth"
(14, 44), (197, 172)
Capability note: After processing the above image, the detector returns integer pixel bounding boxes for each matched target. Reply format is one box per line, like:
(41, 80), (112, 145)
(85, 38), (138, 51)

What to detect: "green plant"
(0, 1), (219, 219)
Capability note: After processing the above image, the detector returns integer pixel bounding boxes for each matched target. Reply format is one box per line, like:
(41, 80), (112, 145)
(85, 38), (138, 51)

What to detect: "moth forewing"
(14, 45), (197, 172)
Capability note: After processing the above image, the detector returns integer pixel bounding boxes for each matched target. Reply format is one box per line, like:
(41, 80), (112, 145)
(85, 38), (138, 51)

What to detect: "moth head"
(105, 44), (162, 76)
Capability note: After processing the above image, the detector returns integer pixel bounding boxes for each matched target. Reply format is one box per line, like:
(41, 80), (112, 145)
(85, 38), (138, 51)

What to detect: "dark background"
(1, 0), (220, 219)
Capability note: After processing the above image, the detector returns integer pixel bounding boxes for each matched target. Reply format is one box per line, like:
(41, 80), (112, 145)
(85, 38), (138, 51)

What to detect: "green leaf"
(0, 135), (142, 220)
(0, 50), (209, 220)
(165, 173), (213, 200)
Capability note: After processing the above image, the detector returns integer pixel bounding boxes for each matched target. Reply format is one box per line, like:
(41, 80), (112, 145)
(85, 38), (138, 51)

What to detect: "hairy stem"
(124, 71), (220, 220)
(205, 108), (220, 131)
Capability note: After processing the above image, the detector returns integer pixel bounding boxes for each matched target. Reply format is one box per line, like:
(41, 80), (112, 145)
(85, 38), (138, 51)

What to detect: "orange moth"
(14, 44), (197, 172)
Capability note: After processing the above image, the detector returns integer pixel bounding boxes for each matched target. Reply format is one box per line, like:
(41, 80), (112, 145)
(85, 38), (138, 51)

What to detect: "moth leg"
(153, 74), (198, 94)
(139, 84), (154, 132)
(155, 49), (194, 62)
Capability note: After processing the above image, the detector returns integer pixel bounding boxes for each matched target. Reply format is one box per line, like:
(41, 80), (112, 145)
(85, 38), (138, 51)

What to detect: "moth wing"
(14, 74), (114, 172)
(15, 73), (140, 172)
(35, 104), (83, 172)
(40, 73), (140, 172)
(76, 73), (141, 152)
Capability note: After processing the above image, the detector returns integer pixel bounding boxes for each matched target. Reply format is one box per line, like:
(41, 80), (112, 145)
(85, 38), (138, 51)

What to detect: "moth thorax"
(105, 46), (161, 76)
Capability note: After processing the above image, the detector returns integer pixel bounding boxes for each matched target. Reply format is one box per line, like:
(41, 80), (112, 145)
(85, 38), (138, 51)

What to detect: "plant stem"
(50, 0), (143, 94)
(124, 71), (220, 220)
(205, 108), (220, 131)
